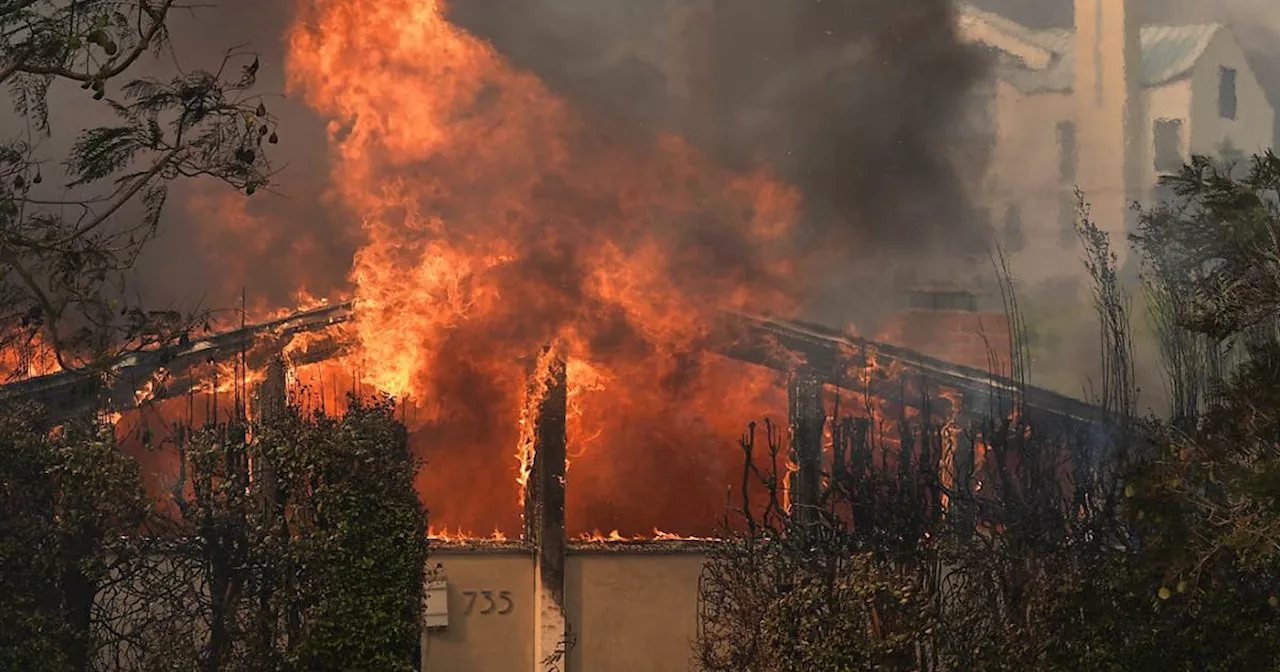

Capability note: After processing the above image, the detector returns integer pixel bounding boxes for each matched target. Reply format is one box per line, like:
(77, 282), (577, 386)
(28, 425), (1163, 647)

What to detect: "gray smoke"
(446, 0), (992, 286)
(18, 0), (996, 326)
(125, 0), (355, 313)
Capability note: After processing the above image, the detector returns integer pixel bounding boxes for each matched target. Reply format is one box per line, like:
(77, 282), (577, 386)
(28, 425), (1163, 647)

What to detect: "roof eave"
(995, 71), (1193, 96)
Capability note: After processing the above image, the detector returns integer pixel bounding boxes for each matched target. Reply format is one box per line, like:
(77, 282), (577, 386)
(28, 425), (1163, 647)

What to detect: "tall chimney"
(1074, 0), (1144, 272)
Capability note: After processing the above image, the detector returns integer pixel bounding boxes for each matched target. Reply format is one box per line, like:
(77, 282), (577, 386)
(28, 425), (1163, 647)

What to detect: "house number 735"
(462, 590), (514, 615)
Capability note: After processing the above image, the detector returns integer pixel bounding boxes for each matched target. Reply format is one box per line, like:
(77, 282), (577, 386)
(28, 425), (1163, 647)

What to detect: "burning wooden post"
(251, 356), (293, 645)
(950, 430), (977, 540)
(521, 347), (569, 670)
(252, 356), (288, 503)
(254, 355), (288, 424)
(788, 367), (825, 524)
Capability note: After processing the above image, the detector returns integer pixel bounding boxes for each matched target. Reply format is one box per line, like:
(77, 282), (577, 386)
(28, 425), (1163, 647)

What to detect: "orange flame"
(0, 331), (60, 382)
(134, 368), (170, 406)
(576, 528), (717, 543)
(285, 0), (797, 536)
(428, 525), (511, 543)
(515, 345), (561, 505)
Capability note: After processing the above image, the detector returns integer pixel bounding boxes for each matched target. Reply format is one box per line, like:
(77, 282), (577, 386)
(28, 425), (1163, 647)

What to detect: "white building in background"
(958, 2), (1275, 285)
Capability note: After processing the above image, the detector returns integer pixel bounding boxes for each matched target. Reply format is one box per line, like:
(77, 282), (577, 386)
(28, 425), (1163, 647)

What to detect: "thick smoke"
(446, 0), (992, 309)
(30, 0), (993, 324)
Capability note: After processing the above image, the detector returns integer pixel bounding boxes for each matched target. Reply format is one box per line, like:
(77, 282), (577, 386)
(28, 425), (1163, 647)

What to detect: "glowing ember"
(428, 526), (511, 543)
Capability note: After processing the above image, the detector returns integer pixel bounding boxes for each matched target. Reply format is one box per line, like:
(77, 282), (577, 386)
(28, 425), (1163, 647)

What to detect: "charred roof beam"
(0, 302), (1103, 428)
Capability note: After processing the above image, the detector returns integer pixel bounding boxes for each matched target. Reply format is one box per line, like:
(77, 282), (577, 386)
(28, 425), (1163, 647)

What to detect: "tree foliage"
(1138, 151), (1280, 341)
(0, 0), (278, 378)
(0, 392), (429, 671)
(105, 394), (431, 671)
(1129, 150), (1280, 587)
(0, 407), (147, 671)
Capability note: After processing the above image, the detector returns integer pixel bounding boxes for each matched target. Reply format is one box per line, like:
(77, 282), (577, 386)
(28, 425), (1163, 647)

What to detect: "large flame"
(0, 331), (60, 382)
(285, 0), (800, 536)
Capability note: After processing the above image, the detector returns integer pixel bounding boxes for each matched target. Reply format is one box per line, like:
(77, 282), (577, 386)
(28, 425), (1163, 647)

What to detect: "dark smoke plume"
(107, 0), (993, 324)
(446, 0), (991, 267)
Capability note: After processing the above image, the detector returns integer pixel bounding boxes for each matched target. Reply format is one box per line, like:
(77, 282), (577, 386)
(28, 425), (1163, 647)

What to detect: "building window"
(1058, 189), (1077, 249)
(1219, 66), (1238, 119)
(1001, 202), (1025, 252)
(1056, 120), (1077, 185)
(1153, 118), (1184, 173)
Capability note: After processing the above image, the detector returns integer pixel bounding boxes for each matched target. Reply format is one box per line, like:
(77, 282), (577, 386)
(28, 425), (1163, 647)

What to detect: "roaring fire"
(0, 332), (60, 382)
(285, 0), (799, 536)
(515, 345), (561, 504)
(0, 0), (1016, 545)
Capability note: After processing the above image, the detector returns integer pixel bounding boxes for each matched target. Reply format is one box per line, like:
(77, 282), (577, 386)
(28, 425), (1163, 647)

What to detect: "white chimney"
(1074, 0), (1145, 271)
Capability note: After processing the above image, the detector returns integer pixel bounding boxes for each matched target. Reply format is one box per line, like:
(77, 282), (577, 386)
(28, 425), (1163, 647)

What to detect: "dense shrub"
(0, 409), (148, 672)
(132, 395), (430, 672)
(0, 395), (429, 672)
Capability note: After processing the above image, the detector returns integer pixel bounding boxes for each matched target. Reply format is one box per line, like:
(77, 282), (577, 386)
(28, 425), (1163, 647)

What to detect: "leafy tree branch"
(0, 0), (280, 380)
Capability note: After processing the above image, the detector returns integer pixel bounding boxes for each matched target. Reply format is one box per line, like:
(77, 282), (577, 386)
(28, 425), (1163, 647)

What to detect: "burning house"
(0, 296), (1104, 670)
(0, 0), (1120, 669)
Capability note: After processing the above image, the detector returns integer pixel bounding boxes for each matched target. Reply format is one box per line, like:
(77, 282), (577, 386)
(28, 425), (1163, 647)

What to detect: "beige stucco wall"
(1142, 79), (1194, 185)
(423, 548), (535, 671)
(987, 77), (1200, 399)
(980, 28), (1273, 290)
(975, 24), (1275, 404)
(423, 545), (709, 671)
(566, 550), (707, 672)
(987, 80), (1078, 285)
(988, 79), (1199, 285)
(1188, 31), (1274, 158)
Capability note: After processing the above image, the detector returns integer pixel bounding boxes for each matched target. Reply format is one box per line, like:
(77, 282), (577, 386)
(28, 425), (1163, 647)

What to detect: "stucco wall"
(988, 80), (1206, 284)
(566, 550), (707, 672)
(1143, 79), (1194, 184)
(422, 548), (535, 672)
(987, 80), (1077, 284)
(423, 544), (710, 671)
(1189, 31), (1274, 157)
(981, 29), (1273, 289)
